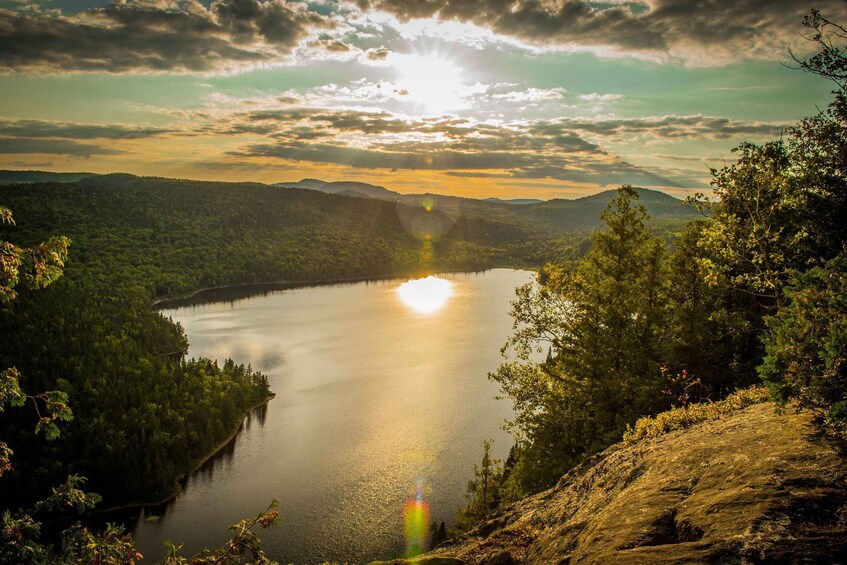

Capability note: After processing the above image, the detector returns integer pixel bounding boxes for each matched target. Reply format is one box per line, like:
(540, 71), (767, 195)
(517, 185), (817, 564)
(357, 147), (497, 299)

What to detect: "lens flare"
(396, 276), (454, 315)
(403, 483), (431, 557)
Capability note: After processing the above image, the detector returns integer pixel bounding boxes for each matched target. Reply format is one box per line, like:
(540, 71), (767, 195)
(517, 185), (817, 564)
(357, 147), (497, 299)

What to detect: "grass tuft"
(623, 386), (770, 445)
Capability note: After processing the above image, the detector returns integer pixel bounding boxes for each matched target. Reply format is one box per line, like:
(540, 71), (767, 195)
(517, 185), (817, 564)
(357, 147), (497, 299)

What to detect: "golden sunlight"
(392, 53), (467, 113)
(396, 276), (455, 315)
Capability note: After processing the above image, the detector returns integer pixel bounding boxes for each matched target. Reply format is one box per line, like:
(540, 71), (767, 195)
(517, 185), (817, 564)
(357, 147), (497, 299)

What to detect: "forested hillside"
(0, 284), (271, 514)
(0, 174), (693, 515)
(0, 170), (95, 184)
(0, 175), (694, 299)
(453, 13), (847, 542)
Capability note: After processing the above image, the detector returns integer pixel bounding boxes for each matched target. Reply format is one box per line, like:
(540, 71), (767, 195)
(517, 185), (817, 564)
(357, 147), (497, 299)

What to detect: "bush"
(623, 386), (770, 444)
(759, 254), (847, 422)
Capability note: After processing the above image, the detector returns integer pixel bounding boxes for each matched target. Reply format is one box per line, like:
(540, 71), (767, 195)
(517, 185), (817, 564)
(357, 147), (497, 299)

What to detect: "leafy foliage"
(460, 8), (847, 534)
(0, 207), (75, 481)
(0, 283), (271, 506)
(791, 5), (847, 87)
(0, 206), (69, 306)
(663, 221), (759, 394)
(0, 208), (118, 564)
(760, 254), (847, 422)
(0, 475), (107, 564)
(162, 500), (280, 565)
(490, 187), (673, 493)
(455, 440), (503, 530)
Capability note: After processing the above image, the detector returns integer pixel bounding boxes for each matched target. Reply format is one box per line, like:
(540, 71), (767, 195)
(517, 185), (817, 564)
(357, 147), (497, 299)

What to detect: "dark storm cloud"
(0, 0), (334, 73)
(0, 118), (172, 139)
(356, 0), (837, 63)
(0, 137), (122, 156)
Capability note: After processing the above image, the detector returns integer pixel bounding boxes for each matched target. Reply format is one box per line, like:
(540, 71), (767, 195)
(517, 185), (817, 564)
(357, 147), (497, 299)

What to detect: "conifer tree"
(491, 186), (670, 494)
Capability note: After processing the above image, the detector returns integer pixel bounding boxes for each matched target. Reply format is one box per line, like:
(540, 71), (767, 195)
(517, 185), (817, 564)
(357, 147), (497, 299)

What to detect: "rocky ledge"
(375, 402), (847, 565)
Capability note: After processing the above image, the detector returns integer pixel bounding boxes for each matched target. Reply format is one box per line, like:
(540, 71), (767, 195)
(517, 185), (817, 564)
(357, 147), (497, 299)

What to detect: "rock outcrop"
(376, 403), (847, 564)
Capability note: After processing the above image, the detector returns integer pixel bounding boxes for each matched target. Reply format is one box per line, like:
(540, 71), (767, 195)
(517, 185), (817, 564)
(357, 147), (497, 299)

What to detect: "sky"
(0, 0), (842, 199)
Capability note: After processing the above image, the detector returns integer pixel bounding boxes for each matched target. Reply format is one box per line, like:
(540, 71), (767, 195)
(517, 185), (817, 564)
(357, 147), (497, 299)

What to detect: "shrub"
(623, 386), (770, 444)
(759, 254), (847, 423)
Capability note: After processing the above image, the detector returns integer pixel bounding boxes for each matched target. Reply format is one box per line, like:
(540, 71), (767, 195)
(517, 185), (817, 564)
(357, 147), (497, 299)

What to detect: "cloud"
(317, 39), (353, 52)
(578, 93), (623, 103)
(190, 101), (789, 187)
(354, 0), (836, 65)
(0, 138), (122, 156)
(654, 153), (721, 162)
(364, 46), (390, 60)
(0, 0), (833, 74)
(228, 137), (698, 187)
(229, 141), (538, 170)
(7, 160), (54, 168)
(535, 115), (790, 141)
(488, 85), (567, 103)
(213, 106), (717, 186)
(244, 77), (617, 117)
(0, 0), (335, 73)
(0, 118), (176, 157)
(0, 118), (172, 139)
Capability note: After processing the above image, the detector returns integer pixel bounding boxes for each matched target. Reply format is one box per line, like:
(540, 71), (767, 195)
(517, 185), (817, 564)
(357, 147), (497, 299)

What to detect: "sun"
(391, 53), (467, 114)
(396, 276), (455, 315)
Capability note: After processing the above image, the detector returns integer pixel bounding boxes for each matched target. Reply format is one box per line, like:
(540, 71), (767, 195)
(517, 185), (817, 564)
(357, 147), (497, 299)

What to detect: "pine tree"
(491, 186), (670, 494)
(455, 440), (502, 529)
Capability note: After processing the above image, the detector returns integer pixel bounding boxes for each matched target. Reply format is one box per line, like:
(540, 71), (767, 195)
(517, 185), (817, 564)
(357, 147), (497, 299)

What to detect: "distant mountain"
(0, 170), (97, 185)
(511, 188), (696, 232)
(485, 197), (544, 205)
(391, 187), (696, 234)
(273, 179), (694, 231)
(275, 179), (399, 201)
(276, 178), (328, 190)
(6, 171), (696, 237)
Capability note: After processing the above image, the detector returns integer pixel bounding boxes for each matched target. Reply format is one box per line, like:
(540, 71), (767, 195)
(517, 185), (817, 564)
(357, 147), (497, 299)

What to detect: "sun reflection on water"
(396, 276), (454, 315)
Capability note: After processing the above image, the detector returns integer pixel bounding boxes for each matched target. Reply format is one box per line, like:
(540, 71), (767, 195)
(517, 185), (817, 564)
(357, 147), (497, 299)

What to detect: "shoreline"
(91, 392), (276, 517)
(151, 267), (538, 310)
(151, 275), (403, 308)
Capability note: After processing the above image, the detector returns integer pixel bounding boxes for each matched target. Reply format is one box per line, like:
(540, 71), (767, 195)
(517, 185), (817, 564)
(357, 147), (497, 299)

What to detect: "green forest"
(0, 135), (694, 561)
(0, 174), (694, 298)
(2, 7), (847, 564)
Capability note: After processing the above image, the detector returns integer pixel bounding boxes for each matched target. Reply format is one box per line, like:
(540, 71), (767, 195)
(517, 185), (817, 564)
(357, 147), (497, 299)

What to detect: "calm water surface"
(130, 269), (532, 564)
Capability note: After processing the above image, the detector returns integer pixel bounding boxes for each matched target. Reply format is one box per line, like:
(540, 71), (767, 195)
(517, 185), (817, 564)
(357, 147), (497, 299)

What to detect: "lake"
(127, 268), (533, 564)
